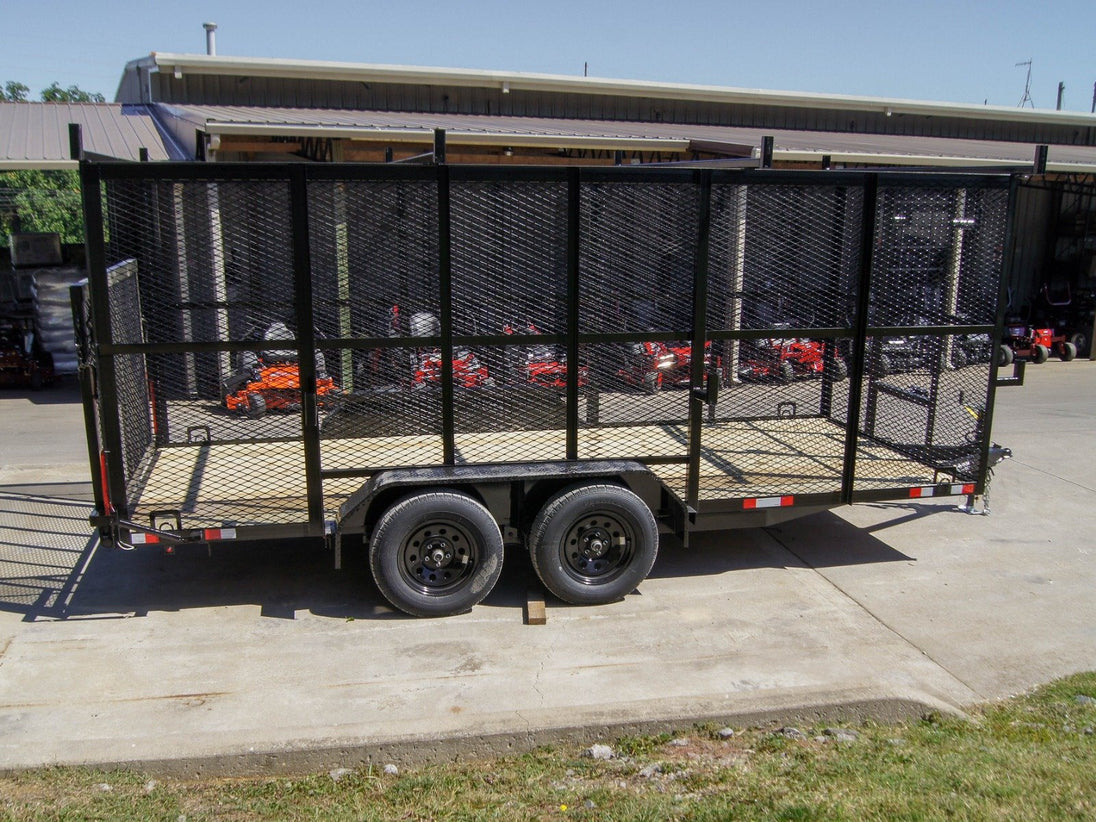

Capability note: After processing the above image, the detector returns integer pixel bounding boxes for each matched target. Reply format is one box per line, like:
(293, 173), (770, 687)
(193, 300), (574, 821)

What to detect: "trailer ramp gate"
(76, 163), (1011, 543)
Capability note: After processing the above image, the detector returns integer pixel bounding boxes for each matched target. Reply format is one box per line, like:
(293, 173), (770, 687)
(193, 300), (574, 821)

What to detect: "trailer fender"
(336, 460), (661, 543)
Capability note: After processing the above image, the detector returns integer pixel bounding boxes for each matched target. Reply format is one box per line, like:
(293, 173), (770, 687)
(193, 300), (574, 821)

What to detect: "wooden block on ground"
(525, 588), (547, 625)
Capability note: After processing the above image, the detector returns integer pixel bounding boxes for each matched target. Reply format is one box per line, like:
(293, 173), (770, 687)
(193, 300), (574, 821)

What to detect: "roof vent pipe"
(203, 22), (217, 56)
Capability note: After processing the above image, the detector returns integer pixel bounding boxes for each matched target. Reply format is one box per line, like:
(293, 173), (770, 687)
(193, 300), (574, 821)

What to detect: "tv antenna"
(1017, 59), (1034, 108)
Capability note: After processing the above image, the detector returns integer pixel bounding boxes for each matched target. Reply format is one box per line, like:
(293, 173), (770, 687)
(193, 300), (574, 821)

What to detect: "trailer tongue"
(75, 161), (1016, 617)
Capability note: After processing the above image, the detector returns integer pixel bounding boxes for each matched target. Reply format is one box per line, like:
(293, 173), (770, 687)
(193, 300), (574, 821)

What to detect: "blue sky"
(4, 1), (1095, 111)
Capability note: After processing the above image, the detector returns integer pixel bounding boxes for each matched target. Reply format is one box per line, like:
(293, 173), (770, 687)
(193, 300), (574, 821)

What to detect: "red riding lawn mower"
(1001, 315), (1076, 364)
(407, 311), (495, 388)
(612, 340), (677, 393)
(222, 322), (340, 418)
(738, 333), (847, 383)
(660, 340), (720, 388)
(502, 321), (588, 389)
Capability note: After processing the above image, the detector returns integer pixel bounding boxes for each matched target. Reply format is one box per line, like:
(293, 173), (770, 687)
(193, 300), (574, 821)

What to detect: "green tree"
(39, 82), (105, 103)
(1, 81), (30, 101)
(0, 170), (84, 244)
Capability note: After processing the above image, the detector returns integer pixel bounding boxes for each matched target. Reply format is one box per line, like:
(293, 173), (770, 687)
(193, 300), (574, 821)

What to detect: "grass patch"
(2, 673), (1094, 821)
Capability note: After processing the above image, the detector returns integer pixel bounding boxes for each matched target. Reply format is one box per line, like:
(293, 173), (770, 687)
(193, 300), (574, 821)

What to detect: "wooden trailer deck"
(126, 417), (940, 530)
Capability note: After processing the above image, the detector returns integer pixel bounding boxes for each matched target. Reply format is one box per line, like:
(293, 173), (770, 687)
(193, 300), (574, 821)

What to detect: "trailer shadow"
(0, 491), (98, 622)
(645, 507), (918, 583)
(1, 490), (951, 623)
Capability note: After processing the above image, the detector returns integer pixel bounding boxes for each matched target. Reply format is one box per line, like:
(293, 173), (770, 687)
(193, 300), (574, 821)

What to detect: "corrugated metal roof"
(137, 53), (1096, 130)
(168, 104), (1096, 172)
(0, 103), (170, 169)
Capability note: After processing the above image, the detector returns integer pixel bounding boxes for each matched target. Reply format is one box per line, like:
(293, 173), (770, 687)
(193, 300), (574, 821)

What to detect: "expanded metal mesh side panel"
(699, 375), (848, 499)
(697, 182), (864, 499)
(578, 181), (697, 336)
(104, 179), (296, 349)
(308, 180), (441, 471)
(102, 177), (304, 444)
(308, 179), (439, 354)
(854, 334), (995, 492)
(869, 186), (1008, 326)
(576, 342), (690, 461)
(449, 181), (570, 463)
(451, 181), (568, 335)
(850, 184), (1007, 493)
(576, 181), (696, 462)
(98, 175), (316, 527)
(318, 345), (443, 464)
(708, 183), (864, 333)
(104, 260), (152, 492)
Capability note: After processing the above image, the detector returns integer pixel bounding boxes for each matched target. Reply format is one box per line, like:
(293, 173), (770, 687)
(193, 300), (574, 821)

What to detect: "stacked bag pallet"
(31, 266), (83, 375)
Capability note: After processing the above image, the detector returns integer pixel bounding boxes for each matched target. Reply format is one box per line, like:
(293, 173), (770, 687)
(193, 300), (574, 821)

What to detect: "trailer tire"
(529, 483), (658, 606)
(1069, 332), (1089, 358)
(369, 491), (504, 618)
(996, 345), (1013, 367)
(831, 359), (848, 381)
(245, 393), (266, 419)
(1032, 344), (1049, 364)
(1059, 342), (1077, 362)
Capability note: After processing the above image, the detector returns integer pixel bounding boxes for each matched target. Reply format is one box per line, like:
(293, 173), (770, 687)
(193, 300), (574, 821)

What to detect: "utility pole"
(1017, 59), (1034, 108)
(1091, 81), (1095, 113)
(1056, 82), (1065, 110)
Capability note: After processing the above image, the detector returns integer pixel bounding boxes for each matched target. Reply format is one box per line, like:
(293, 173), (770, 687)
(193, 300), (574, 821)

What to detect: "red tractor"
(222, 323), (340, 418)
(661, 340), (719, 388)
(738, 335), (847, 383)
(407, 311), (494, 389)
(610, 340), (676, 393)
(1002, 316), (1076, 364)
(502, 321), (588, 389)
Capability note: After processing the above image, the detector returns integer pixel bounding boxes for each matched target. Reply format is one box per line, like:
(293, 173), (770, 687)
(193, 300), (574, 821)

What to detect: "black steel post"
(68, 123), (82, 161)
(434, 129), (447, 165)
(760, 136), (774, 169)
(437, 164), (456, 464)
(1034, 145), (1048, 174)
(686, 170), (713, 510)
(565, 168), (581, 460)
(79, 161), (128, 516)
(840, 174), (879, 503)
(289, 167), (325, 526)
(978, 177), (1021, 493)
(70, 283), (105, 513)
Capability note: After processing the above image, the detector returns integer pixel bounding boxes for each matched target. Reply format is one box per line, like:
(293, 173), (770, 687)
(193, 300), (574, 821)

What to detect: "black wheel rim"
(399, 519), (479, 596)
(560, 512), (635, 585)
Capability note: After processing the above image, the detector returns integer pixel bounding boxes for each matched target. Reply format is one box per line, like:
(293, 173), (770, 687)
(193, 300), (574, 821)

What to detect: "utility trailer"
(74, 160), (1017, 617)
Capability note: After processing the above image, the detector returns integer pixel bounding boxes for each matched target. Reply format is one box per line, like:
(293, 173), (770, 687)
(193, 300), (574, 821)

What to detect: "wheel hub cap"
(564, 515), (631, 580)
(402, 524), (473, 591)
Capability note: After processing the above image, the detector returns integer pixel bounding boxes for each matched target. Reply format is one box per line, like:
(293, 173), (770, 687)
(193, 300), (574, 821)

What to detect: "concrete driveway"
(0, 363), (1093, 775)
